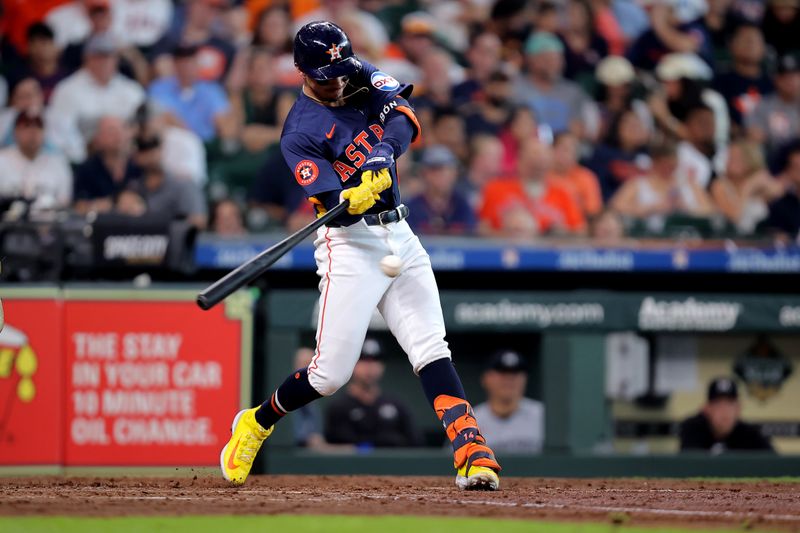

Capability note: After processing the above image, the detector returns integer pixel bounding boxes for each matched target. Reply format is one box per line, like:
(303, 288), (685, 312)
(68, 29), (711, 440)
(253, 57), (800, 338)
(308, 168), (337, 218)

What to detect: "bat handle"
(196, 200), (349, 310)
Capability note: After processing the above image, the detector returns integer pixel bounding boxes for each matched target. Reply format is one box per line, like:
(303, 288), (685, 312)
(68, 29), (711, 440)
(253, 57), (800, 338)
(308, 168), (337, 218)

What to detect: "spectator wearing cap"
(611, 140), (714, 233)
(762, 0), (800, 58)
(150, 0), (237, 84)
(479, 139), (586, 238)
(627, 0), (713, 72)
(48, 32), (146, 163)
(61, 0), (114, 72)
(513, 32), (598, 141)
(0, 111), (72, 210)
(594, 55), (653, 142)
(648, 53), (730, 151)
(60, 0), (151, 86)
(472, 350), (545, 454)
(547, 132), (603, 219)
(586, 108), (652, 201)
(679, 377), (774, 453)
(711, 24), (773, 129)
(148, 44), (235, 143)
(405, 146), (477, 236)
(324, 337), (421, 448)
(73, 115), (141, 214)
(764, 143), (800, 239)
(746, 54), (800, 159)
(452, 32), (504, 107)
(128, 132), (208, 229)
(6, 22), (69, 103)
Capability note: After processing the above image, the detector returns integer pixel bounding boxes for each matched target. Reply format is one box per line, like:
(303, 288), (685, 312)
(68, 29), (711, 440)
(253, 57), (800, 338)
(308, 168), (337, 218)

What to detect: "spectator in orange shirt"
(547, 132), (603, 218)
(479, 139), (586, 237)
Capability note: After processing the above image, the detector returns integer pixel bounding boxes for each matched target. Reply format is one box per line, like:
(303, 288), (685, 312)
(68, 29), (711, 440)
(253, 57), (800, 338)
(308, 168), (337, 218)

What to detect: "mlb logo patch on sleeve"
(371, 71), (399, 92)
(295, 160), (320, 186)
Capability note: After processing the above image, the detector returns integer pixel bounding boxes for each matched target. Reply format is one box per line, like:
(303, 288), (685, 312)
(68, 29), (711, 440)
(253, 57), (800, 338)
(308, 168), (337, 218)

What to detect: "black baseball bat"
(197, 200), (349, 310)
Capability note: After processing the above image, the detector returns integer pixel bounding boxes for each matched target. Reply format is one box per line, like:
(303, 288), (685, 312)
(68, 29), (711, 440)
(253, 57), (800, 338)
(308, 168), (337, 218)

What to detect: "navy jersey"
(280, 61), (420, 217)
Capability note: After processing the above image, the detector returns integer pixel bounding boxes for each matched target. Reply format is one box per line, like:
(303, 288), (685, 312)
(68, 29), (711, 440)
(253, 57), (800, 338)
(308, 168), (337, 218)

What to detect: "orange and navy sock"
(434, 394), (501, 472)
(255, 366), (322, 429)
(419, 359), (500, 472)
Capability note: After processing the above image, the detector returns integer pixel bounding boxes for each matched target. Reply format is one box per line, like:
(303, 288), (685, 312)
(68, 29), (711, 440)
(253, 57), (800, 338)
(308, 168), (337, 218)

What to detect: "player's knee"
(308, 370), (349, 397)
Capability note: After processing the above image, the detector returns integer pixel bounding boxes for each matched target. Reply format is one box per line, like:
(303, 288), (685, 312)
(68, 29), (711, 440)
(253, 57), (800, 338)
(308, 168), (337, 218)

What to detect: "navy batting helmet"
(294, 21), (361, 80)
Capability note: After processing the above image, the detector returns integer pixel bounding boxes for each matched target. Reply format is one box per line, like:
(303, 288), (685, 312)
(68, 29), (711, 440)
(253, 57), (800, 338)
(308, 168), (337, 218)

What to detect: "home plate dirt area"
(1, 476), (799, 530)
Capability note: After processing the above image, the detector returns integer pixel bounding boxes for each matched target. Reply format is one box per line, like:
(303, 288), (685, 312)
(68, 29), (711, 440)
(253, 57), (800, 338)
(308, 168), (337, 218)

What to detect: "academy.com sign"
(454, 300), (605, 328)
(638, 297), (742, 331)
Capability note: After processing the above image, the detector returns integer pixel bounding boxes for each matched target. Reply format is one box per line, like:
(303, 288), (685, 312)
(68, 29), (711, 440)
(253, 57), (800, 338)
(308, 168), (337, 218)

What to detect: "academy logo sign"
(371, 71), (399, 92)
(454, 300), (605, 328)
(638, 297), (742, 331)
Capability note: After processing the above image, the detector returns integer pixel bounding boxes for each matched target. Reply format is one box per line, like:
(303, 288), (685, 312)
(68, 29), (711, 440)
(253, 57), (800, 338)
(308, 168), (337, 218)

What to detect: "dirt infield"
(1, 475), (799, 530)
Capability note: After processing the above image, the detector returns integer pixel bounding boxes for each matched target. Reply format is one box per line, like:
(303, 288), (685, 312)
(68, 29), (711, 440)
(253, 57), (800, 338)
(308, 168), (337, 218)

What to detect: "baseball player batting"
(220, 21), (501, 490)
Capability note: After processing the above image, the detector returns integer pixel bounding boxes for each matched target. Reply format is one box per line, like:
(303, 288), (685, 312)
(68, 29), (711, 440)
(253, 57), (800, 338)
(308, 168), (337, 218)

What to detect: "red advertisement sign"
(63, 299), (246, 466)
(0, 297), (64, 465)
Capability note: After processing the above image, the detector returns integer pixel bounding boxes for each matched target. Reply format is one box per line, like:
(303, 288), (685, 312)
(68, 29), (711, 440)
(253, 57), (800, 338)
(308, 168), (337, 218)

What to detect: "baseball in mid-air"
(379, 255), (404, 277)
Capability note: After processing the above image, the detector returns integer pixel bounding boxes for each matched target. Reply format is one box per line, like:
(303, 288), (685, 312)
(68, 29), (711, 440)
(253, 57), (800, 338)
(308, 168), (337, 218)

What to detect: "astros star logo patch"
(295, 159), (320, 186)
(326, 43), (344, 62)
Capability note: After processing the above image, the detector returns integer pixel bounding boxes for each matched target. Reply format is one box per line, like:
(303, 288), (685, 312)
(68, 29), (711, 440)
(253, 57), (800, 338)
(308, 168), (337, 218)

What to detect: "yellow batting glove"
(309, 197), (327, 219)
(362, 168), (392, 194)
(341, 181), (377, 215)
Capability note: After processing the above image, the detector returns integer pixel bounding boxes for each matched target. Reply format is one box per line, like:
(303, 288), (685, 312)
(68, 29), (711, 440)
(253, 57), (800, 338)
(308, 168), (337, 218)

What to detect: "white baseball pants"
(307, 218), (451, 396)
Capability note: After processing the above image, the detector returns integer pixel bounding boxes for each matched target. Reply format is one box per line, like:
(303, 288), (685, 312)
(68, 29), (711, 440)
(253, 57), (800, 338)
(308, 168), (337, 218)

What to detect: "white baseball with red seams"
(379, 254), (404, 277)
(306, 218), (451, 396)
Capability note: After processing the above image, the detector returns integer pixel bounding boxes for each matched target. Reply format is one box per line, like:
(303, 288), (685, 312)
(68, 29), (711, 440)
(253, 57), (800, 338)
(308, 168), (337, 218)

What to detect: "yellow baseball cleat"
(456, 464), (500, 491)
(220, 407), (273, 486)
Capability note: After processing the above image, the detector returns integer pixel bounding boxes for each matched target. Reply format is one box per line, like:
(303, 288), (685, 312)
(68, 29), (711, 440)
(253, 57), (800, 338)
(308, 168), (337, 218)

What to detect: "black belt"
(362, 204), (409, 226)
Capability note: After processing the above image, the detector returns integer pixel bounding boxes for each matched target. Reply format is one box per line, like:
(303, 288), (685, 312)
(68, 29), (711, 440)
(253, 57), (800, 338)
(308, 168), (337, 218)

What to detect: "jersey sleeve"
(280, 132), (343, 198)
(356, 60), (421, 142)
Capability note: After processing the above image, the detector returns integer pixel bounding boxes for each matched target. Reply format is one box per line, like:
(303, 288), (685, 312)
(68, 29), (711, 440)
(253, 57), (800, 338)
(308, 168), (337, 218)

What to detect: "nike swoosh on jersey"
(325, 123), (336, 139)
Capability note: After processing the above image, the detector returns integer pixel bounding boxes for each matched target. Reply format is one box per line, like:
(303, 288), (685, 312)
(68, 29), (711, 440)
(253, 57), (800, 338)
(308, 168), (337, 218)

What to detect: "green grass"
(687, 476), (800, 484)
(0, 515), (759, 533)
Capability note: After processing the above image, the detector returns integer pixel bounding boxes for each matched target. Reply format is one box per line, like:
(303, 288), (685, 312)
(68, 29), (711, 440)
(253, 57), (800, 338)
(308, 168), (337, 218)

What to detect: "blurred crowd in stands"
(1, 0), (800, 242)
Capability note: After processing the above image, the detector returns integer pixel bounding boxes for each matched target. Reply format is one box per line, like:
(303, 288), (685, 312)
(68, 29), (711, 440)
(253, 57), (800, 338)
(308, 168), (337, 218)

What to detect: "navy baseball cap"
(777, 54), (800, 75)
(360, 337), (383, 361)
(707, 377), (738, 401)
(421, 145), (457, 168)
(486, 350), (528, 373)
